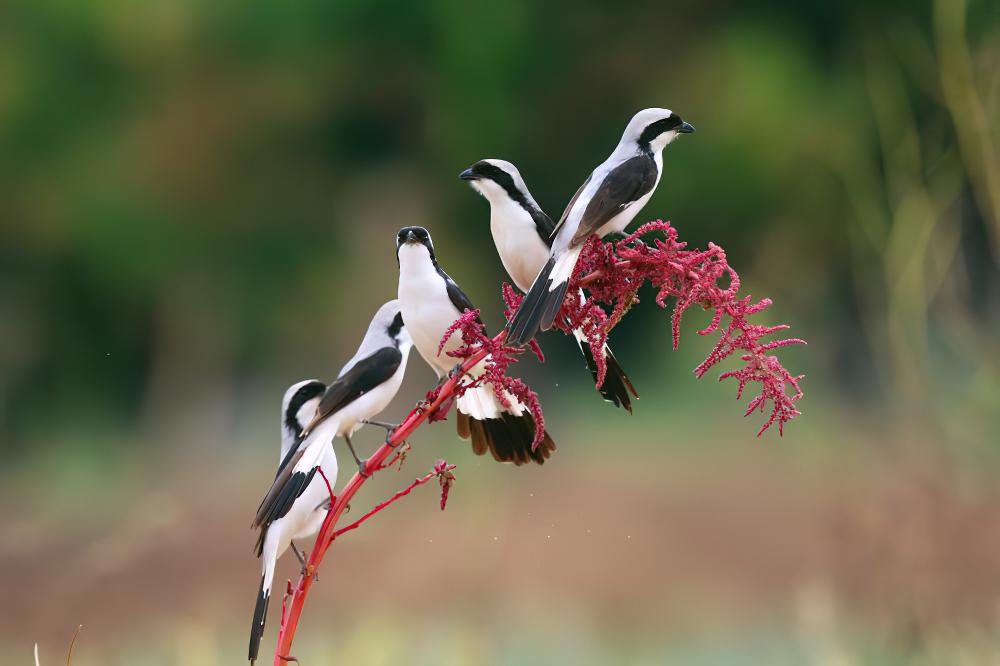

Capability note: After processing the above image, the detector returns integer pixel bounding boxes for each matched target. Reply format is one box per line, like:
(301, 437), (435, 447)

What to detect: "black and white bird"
(395, 225), (555, 465)
(247, 379), (334, 663)
(248, 300), (411, 663)
(506, 108), (695, 346)
(459, 158), (638, 411)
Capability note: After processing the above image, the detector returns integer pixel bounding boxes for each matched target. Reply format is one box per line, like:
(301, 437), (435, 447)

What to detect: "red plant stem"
(271, 334), (498, 664)
(578, 261), (630, 288)
(332, 469), (439, 539)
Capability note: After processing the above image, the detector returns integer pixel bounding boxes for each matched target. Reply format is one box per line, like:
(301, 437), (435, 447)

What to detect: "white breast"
(398, 246), (465, 376)
(490, 201), (550, 291)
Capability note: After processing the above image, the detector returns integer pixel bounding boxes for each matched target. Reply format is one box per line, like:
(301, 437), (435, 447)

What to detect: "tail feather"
(507, 256), (555, 346)
(456, 411), (473, 442)
(508, 247), (581, 346)
(249, 528), (279, 663)
(248, 575), (271, 663)
(577, 336), (639, 412)
(455, 386), (555, 465)
(540, 280), (570, 333)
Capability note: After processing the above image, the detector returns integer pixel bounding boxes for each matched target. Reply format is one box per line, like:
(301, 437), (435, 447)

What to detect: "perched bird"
(506, 108), (695, 346)
(248, 300), (412, 663)
(395, 225), (555, 465)
(248, 379), (335, 664)
(460, 158), (638, 411)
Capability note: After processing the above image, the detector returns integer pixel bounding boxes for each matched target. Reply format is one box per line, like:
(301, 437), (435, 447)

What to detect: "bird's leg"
(344, 433), (367, 476)
(431, 363), (468, 416)
(362, 419), (398, 436)
(290, 541), (306, 569)
(418, 371), (460, 416)
(290, 540), (318, 580)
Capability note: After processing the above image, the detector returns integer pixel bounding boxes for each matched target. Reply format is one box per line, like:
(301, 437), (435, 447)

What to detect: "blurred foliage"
(2, 0), (998, 458)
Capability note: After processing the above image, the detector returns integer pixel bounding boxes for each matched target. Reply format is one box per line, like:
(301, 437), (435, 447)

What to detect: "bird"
(248, 379), (334, 664)
(506, 108), (695, 346)
(459, 158), (639, 411)
(248, 300), (412, 663)
(395, 225), (555, 465)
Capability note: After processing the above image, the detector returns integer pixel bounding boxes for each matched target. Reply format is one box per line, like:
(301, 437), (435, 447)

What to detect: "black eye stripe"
(285, 380), (325, 432)
(638, 115), (683, 152)
(388, 312), (404, 339)
(472, 162), (535, 211)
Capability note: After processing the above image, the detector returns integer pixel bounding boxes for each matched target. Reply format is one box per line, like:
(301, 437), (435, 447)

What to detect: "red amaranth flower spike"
(442, 306), (547, 451)
(560, 220), (805, 435)
(434, 459), (457, 510)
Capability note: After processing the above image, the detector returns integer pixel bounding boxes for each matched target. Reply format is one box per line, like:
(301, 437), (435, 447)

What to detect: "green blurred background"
(2, 0), (998, 663)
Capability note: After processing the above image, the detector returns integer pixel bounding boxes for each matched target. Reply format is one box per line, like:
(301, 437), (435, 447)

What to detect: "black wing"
(438, 267), (484, 325)
(252, 347), (403, 543)
(528, 207), (556, 248)
(252, 446), (318, 553)
(571, 155), (657, 245)
(305, 346), (403, 435)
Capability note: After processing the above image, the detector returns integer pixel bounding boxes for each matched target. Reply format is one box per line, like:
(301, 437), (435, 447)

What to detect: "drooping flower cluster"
(438, 308), (547, 450)
(434, 459), (457, 510)
(502, 220), (805, 435)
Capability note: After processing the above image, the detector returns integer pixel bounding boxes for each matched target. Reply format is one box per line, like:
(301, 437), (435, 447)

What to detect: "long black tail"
(248, 576), (270, 663)
(507, 256), (569, 347)
(578, 339), (639, 412)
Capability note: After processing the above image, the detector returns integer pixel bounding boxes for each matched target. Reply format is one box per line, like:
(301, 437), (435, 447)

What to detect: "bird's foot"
(429, 393), (455, 423)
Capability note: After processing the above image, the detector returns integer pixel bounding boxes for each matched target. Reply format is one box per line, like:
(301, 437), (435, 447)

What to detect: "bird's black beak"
(404, 229), (419, 243)
(459, 167), (478, 181)
(678, 121), (696, 134)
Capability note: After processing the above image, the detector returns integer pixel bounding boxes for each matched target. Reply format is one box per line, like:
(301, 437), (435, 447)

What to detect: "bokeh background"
(2, 0), (999, 663)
